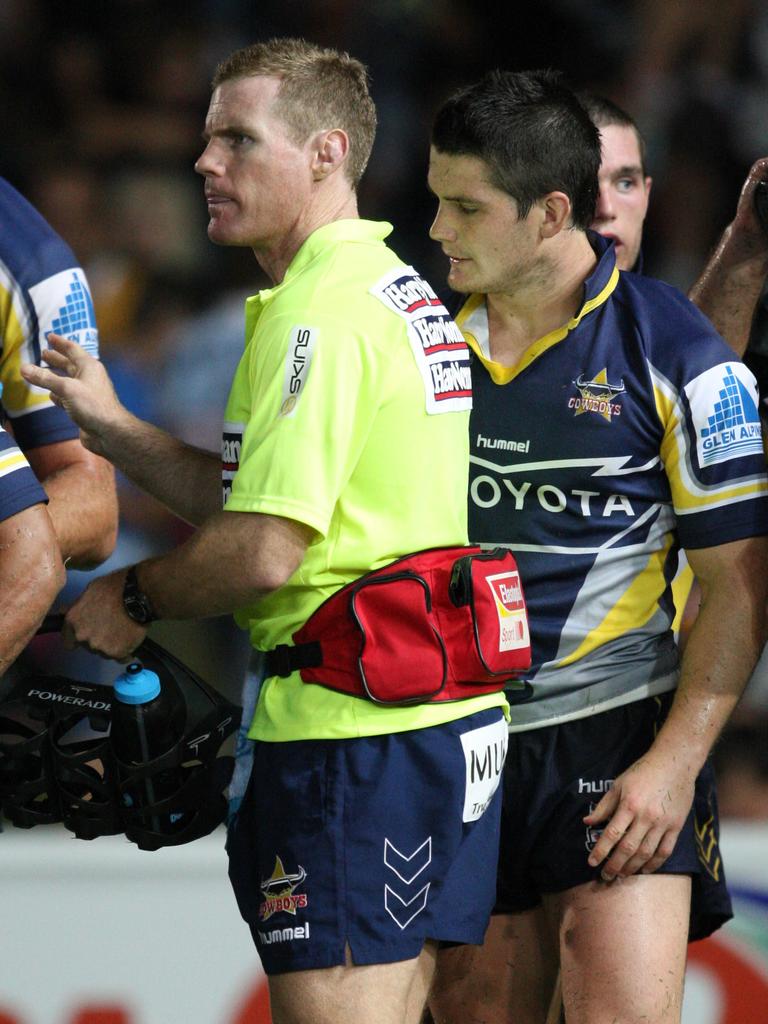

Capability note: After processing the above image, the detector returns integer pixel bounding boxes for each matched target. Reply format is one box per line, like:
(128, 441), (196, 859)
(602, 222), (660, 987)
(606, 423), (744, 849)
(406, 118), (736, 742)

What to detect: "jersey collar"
(244, 219), (394, 339)
(268, 218), (393, 293)
(456, 231), (620, 385)
(284, 219), (394, 283)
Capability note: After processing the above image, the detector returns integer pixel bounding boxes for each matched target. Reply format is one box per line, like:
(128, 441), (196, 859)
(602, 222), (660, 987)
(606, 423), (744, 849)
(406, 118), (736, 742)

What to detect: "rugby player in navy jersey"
(0, 178), (117, 570)
(0, 179), (116, 677)
(583, 95), (768, 646)
(581, 93), (768, 358)
(0, 428), (65, 675)
(425, 70), (768, 1024)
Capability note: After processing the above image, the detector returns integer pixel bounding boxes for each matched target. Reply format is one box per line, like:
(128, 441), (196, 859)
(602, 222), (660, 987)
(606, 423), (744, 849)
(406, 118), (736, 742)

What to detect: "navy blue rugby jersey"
(452, 234), (768, 729)
(0, 423), (46, 521)
(0, 176), (98, 452)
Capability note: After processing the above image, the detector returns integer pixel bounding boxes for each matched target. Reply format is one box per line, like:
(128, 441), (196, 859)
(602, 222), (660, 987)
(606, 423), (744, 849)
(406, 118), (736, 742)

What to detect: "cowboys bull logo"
(569, 369), (626, 422)
(259, 855), (309, 921)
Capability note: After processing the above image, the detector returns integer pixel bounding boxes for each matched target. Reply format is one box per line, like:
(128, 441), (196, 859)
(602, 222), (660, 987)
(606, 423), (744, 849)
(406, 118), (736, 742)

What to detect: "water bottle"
(110, 661), (186, 840)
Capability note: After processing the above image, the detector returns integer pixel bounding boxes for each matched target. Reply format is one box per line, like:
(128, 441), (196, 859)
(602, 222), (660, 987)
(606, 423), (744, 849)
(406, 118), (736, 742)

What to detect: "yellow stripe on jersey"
(557, 536), (675, 667)
(0, 270), (56, 418)
(671, 562), (694, 635)
(653, 375), (768, 513)
(0, 450), (31, 477)
(458, 266), (620, 385)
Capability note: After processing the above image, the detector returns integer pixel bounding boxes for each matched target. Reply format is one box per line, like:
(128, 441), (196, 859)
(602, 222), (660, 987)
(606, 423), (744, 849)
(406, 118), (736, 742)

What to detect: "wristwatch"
(122, 566), (158, 624)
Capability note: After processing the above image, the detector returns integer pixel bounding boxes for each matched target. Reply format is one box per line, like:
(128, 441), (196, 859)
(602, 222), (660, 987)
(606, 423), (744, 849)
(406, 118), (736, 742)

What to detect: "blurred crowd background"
(3, 0), (768, 820)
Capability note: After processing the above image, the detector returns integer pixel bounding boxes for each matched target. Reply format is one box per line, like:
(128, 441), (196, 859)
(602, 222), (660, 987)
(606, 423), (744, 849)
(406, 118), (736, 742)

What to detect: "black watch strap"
(122, 566), (158, 625)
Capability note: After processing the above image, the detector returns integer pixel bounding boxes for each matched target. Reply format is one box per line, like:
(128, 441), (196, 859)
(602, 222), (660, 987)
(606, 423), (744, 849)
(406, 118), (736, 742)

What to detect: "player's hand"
(20, 333), (126, 458)
(727, 157), (768, 259)
(583, 752), (695, 881)
(63, 569), (147, 660)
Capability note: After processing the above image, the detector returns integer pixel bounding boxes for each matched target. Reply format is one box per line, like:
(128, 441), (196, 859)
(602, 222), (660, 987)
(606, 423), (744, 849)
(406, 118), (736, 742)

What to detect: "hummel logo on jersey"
(569, 368), (625, 421)
(476, 433), (530, 453)
(578, 777), (614, 795)
(259, 923), (311, 944)
(686, 363), (763, 467)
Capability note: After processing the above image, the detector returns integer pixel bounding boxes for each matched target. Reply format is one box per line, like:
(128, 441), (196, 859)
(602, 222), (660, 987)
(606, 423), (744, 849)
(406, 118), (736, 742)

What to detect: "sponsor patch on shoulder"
(684, 362), (763, 467)
(370, 266), (472, 414)
(280, 326), (318, 417)
(28, 269), (99, 357)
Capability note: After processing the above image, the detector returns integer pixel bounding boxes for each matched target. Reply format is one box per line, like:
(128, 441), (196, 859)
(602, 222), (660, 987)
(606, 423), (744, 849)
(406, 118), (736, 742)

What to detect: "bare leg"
(268, 942), (438, 1024)
(544, 972), (564, 1024)
(429, 909), (559, 1024)
(545, 874), (691, 1024)
(407, 941), (438, 1024)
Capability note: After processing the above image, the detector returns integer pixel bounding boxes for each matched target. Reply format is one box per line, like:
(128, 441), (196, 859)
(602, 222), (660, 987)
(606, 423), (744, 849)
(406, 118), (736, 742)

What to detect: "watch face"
(123, 571), (155, 624)
(124, 593), (152, 624)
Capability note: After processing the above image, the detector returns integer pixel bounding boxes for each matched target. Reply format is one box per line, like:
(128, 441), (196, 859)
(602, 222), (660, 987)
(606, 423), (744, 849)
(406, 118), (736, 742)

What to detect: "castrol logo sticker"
(485, 571), (529, 652)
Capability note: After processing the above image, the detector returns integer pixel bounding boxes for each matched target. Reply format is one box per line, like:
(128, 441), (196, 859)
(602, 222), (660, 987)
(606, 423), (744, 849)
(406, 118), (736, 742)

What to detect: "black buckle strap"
(264, 641), (323, 678)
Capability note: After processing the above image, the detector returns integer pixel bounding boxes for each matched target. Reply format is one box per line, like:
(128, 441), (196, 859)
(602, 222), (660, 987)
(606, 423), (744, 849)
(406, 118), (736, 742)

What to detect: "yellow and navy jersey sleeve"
(0, 176), (99, 451)
(462, 235), (768, 728)
(640, 283), (768, 547)
(0, 423), (48, 520)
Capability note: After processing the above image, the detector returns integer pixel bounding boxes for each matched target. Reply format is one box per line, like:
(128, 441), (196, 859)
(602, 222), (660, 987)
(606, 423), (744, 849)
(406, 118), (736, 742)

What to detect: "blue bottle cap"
(114, 661), (161, 704)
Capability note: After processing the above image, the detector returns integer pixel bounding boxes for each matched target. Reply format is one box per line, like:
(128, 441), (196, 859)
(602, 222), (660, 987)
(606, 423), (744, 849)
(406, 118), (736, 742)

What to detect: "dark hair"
(213, 37), (377, 188)
(577, 92), (648, 177)
(431, 69), (600, 230)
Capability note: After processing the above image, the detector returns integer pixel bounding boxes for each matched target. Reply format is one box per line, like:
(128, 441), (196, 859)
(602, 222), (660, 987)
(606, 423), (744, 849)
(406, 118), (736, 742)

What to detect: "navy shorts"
(496, 693), (732, 940)
(227, 707), (507, 974)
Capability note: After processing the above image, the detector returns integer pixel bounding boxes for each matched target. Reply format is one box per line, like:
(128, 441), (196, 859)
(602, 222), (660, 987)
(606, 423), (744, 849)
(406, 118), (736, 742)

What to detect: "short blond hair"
(213, 37), (377, 188)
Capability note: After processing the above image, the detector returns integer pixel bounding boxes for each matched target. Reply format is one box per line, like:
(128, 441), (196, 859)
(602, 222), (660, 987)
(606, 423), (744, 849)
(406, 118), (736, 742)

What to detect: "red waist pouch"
(264, 546), (531, 706)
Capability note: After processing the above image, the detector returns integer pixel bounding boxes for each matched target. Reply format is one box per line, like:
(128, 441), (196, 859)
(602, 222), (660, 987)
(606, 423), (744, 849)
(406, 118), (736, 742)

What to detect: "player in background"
(584, 93), (768, 358)
(425, 69), (768, 1024)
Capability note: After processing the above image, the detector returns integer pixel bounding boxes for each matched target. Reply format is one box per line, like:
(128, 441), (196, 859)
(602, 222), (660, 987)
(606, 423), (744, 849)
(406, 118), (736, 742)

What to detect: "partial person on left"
(0, 176), (117, 568)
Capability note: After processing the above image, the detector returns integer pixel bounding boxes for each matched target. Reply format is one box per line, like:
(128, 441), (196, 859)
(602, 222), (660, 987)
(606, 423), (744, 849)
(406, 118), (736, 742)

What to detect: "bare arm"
(585, 534), (768, 879)
(63, 511), (313, 659)
(21, 334), (222, 527)
(688, 158), (768, 356)
(0, 503), (65, 673)
(25, 439), (118, 569)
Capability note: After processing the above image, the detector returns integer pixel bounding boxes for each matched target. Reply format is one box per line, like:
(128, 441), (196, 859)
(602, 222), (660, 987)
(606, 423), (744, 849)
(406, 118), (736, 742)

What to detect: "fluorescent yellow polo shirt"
(223, 219), (507, 740)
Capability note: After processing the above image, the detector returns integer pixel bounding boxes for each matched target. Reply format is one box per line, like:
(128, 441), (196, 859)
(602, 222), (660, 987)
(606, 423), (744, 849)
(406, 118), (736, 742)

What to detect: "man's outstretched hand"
(21, 333), (127, 457)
